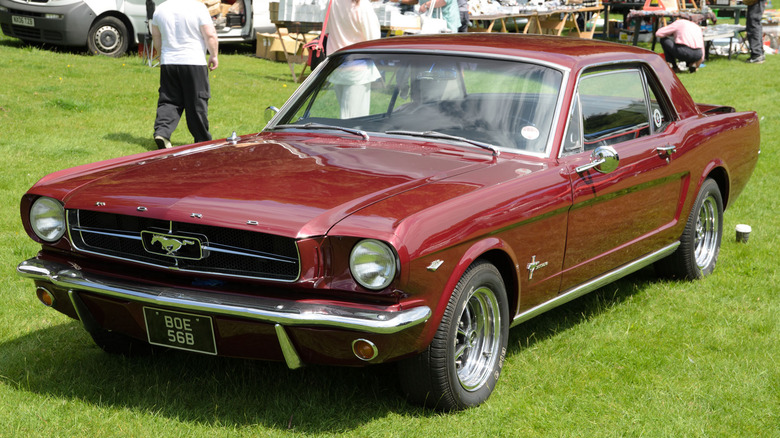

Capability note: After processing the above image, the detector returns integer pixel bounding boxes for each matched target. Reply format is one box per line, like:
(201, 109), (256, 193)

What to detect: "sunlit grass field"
(0, 33), (777, 437)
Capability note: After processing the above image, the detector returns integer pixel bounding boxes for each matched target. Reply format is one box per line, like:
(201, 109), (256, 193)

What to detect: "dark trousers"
(660, 37), (702, 65)
(746, 0), (765, 59)
(154, 64), (211, 143)
(458, 11), (469, 32)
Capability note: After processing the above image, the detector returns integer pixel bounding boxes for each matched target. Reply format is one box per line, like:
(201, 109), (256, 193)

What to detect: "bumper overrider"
(17, 257), (431, 368)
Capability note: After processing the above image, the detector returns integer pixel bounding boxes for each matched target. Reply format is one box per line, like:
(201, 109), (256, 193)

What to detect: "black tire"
(87, 17), (129, 57)
(656, 178), (723, 280)
(89, 328), (154, 356)
(398, 261), (509, 410)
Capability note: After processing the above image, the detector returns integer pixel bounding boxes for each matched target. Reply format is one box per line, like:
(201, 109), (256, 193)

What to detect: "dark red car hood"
(52, 133), (496, 238)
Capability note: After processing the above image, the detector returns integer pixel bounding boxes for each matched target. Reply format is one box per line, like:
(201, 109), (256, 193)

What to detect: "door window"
(562, 67), (671, 156)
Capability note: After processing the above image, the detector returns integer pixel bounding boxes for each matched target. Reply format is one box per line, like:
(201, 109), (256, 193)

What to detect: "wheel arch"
(705, 165), (730, 210)
(478, 249), (520, 320)
(429, 239), (521, 332)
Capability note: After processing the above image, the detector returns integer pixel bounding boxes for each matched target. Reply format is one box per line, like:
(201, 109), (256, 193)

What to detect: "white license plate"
(143, 307), (217, 355)
(12, 16), (34, 27)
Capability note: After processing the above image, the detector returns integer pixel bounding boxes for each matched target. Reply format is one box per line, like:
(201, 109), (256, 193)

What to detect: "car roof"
(339, 34), (659, 71)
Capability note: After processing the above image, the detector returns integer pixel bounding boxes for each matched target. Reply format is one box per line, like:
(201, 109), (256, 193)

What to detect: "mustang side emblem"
(151, 234), (195, 255)
(141, 231), (204, 260)
(526, 255), (548, 281)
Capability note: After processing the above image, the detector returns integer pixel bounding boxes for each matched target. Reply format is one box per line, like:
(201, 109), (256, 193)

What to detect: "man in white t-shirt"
(151, 0), (219, 148)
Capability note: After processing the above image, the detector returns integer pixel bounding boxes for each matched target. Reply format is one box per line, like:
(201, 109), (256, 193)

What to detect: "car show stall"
(264, 0), (605, 80)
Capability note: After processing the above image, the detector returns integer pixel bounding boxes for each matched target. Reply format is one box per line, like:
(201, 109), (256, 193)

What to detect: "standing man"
(152, 0), (219, 149)
(744, 0), (766, 64)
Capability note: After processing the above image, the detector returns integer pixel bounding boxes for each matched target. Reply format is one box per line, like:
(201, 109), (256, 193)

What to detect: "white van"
(0, 0), (275, 57)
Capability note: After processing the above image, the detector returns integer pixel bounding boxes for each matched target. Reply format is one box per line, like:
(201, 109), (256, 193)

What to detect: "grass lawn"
(0, 33), (777, 437)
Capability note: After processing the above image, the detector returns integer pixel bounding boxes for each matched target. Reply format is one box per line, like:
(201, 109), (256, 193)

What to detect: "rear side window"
(561, 66), (672, 156)
(580, 70), (650, 147)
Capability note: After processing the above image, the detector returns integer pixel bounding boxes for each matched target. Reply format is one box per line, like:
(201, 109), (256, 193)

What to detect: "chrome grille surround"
(67, 210), (300, 281)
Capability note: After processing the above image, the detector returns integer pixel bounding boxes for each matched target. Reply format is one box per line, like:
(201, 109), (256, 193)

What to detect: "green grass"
(1, 34), (778, 437)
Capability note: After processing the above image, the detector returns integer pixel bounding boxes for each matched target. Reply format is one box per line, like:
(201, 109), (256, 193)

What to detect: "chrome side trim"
(511, 242), (680, 327)
(275, 324), (304, 369)
(17, 258), (431, 335)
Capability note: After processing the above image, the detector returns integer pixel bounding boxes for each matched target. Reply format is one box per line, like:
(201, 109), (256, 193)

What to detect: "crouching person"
(656, 18), (705, 73)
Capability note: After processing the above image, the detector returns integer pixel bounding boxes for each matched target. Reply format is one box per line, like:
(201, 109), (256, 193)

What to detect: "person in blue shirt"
(418, 0), (461, 33)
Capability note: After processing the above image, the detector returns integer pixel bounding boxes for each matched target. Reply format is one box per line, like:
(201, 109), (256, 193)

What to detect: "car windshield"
(272, 53), (564, 155)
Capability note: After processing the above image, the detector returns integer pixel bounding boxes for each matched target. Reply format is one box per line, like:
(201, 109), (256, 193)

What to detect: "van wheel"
(87, 17), (129, 57)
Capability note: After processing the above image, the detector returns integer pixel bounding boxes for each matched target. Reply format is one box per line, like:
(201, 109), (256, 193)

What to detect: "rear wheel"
(87, 17), (129, 57)
(399, 261), (508, 410)
(656, 178), (723, 280)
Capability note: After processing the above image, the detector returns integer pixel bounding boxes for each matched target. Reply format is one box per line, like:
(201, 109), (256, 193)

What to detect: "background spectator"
(151, 0), (218, 148)
(326, 0), (380, 53)
(744, 0), (766, 63)
(418, 0), (461, 33)
(655, 18), (704, 73)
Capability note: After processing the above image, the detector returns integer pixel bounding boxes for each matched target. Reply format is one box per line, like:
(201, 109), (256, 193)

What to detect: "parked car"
(0, 0), (274, 57)
(17, 34), (760, 410)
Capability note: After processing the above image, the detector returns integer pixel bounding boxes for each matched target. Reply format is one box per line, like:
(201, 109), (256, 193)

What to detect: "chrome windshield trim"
(18, 258), (431, 335)
(511, 242), (680, 327)
(266, 50), (570, 159)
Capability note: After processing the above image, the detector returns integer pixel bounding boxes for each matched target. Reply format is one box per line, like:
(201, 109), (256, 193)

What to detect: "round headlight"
(349, 239), (397, 290)
(30, 197), (66, 242)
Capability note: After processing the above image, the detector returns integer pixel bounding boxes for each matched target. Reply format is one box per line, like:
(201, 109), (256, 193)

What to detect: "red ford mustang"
(17, 34), (760, 410)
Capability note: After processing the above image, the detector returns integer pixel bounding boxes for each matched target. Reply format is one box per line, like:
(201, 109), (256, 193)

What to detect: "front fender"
(408, 237), (520, 350)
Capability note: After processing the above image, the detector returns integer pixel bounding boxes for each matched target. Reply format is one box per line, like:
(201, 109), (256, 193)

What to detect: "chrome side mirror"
(575, 146), (619, 174)
(264, 106), (279, 124)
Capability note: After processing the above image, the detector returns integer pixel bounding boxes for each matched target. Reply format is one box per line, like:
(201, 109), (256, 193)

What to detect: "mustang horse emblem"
(150, 234), (195, 256)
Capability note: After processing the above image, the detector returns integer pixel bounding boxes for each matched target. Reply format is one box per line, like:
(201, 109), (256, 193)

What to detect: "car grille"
(67, 210), (300, 281)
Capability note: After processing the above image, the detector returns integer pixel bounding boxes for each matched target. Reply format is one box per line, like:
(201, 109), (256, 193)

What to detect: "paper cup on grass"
(735, 224), (752, 243)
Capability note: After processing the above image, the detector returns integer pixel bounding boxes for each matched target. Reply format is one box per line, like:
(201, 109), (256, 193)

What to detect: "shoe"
(747, 55), (765, 64)
(154, 135), (172, 149)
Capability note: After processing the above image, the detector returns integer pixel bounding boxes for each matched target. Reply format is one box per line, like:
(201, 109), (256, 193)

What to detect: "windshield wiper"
(385, 130), (499, 156)
(273, 123), (369, 140)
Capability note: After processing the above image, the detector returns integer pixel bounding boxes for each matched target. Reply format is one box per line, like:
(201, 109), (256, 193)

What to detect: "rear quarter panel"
(675, 110), (760, 211)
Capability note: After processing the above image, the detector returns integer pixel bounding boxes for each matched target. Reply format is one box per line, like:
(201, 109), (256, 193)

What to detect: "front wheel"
(656, 178), (723, 280)
(87, 17), (129, 57)
(398, 261), (509, 410)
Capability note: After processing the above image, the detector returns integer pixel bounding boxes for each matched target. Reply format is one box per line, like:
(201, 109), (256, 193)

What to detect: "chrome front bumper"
(17, 257), (431, 368)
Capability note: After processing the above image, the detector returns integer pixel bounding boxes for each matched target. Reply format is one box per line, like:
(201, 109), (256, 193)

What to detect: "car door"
(558, 64), (686, 290)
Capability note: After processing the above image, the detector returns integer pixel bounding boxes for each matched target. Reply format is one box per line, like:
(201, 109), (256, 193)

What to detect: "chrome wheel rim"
(94, 26), (121, 53)
(694, 194), (719, 269)
(454, 286), (501, 391)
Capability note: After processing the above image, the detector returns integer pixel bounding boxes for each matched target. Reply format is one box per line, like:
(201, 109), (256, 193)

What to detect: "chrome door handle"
(656, 144), (677, 156)
(575, 158), (605, 173)
(575, 146), (619, 174)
